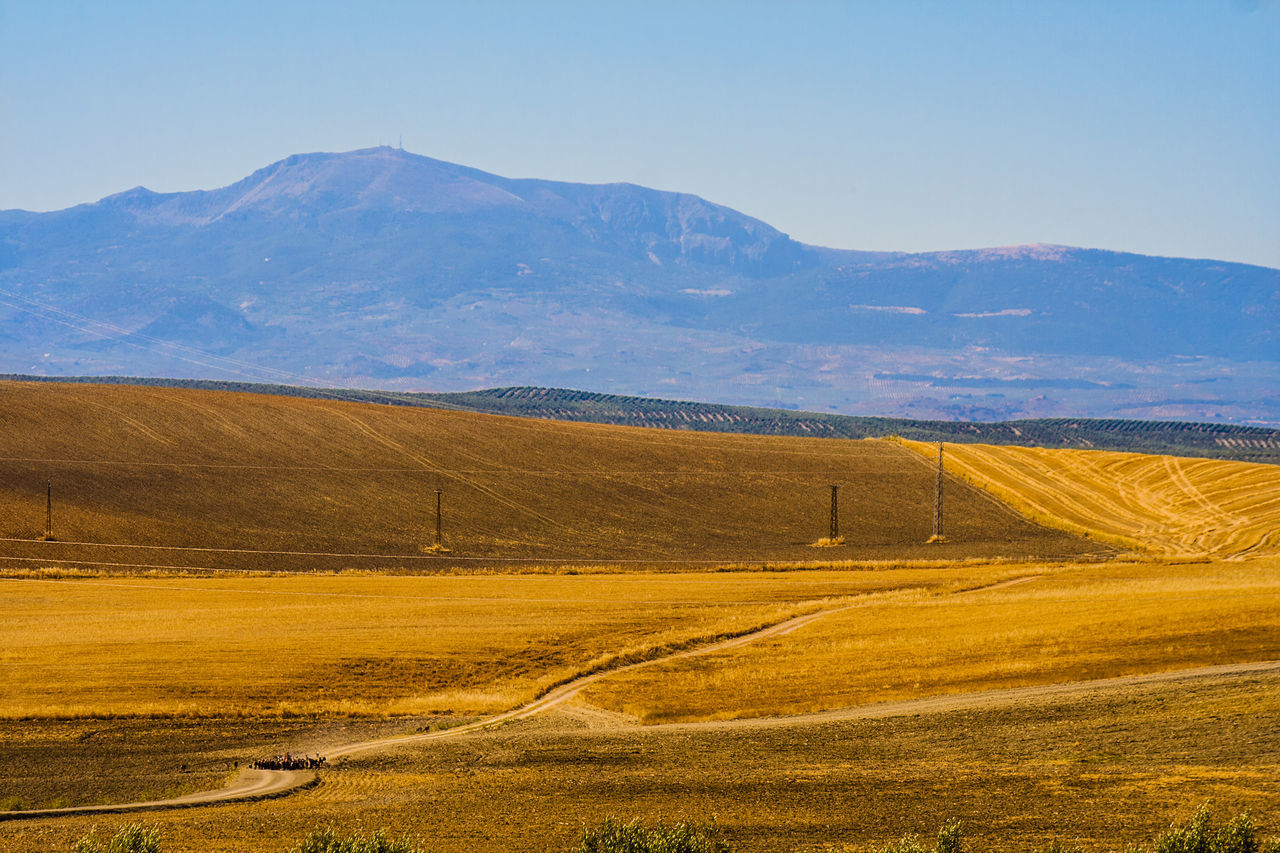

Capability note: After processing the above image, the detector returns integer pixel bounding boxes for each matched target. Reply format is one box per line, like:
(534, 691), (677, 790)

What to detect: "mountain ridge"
(2, 147), (1277, 424)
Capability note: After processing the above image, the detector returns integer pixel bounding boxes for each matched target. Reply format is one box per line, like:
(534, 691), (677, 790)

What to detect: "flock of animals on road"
(249, 753), (327, 771)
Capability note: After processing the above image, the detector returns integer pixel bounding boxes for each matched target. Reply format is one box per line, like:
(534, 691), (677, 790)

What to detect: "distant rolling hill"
(0, 380), (1101, 571)
(2, 146), (1277, 423)
(5, 374), (1278, 465)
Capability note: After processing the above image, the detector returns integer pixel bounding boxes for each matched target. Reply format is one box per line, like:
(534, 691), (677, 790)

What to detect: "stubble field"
(2, 557), (1277, 852)
(0, 381), (1102, 570)
(1, 381), (1277, 852)
(902, 439), (1280, 559)
(580, 557), (1280, 723)
(0, 568), (1011, 722)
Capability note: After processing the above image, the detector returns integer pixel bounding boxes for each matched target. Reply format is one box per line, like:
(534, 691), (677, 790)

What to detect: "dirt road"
(1, 605), (837, 821)
(0, 768), (316, 821)
(6, 573), (1276, 822)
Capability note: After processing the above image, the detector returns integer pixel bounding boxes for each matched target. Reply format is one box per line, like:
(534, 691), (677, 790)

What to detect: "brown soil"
(0, 380), (1103, 571)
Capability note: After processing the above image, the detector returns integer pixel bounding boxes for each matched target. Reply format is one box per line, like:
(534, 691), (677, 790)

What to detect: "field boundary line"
(324, 605), (847, 760)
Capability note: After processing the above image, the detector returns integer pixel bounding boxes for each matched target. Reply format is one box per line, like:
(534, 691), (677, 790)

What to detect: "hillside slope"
(412, 387), (1280, 464)
(905, 440), (1280, 558)
(0, 381), (1102, 570)
(7, 376), (1278, 464)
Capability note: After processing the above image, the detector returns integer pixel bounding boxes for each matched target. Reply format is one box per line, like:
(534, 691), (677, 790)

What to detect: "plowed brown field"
(0, 381), (1099, 569)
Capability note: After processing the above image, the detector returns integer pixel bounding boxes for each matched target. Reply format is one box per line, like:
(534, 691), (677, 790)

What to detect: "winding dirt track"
(1, 605), (841, 822)
(0, 768), (318, 821)
(6, 575), (1277, 822)
(676, 658), (1280, 732)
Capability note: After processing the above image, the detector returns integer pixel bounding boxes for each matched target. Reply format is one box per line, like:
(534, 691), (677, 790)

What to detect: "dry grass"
(4, 385), (1277, 850)
(0, 381), (1098, 570)
(0, 568), (1009, 721)
(3, 670), (1276, 852)
(0, 716), (323, 812)
(1, 560), (1277, 850)
(901, 440), (1280, 558)
(581, 557), (1280, 723)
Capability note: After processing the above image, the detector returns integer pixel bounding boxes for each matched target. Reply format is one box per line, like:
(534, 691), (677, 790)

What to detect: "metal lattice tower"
(45, 480), (52, 540)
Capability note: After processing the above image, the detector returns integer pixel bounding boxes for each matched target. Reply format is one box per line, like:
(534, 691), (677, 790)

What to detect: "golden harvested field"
(581, 557), (1280, 723)
(2, 558), (1277, 850)
(3, 668), (1277, 853)
(3, 385), (1278, 851)
(902, 439), (1280, 558)
(0, 567), (1022, 721)
(0, 381), (1100, 569)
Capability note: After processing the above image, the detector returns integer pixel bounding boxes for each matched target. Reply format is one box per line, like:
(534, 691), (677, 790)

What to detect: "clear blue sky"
(3, 0), (1277, 268)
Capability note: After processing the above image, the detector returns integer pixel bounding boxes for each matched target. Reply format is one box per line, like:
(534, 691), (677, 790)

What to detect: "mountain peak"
(99, 185), (159, 205)
(208, 146), (523, 220)
(67, 147), (815, 275)
(2, 148), (1277, 423)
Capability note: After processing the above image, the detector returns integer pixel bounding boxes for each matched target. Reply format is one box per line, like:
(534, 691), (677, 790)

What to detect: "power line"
(0, 455), (865, 475)
(0, 551), (870, 568)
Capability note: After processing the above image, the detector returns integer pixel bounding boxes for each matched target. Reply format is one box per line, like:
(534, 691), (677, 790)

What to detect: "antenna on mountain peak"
(399, 135), (403, 151)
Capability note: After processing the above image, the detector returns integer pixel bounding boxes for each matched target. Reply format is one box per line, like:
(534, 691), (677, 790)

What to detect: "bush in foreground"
(574, 816), (729, 853)
(287, 826), (427, 853)
(67, 808), (1280, 853)
(1153, 807), (1280, 853)
(858, 819), (964, 853)
(822, 810), (1279, 853)
(72, 823), (161, 853)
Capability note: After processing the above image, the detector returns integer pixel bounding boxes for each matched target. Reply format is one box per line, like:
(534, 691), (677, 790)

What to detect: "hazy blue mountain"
(2, 146), (1277, 423)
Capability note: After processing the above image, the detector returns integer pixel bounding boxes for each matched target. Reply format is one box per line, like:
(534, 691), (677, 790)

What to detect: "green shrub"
(1215, 813), (1261, 853)
(72, 823), (161, 853)
(287, 826), (427, 853)
(0, 795), (27, 812)
(935, 820), (964, 853)
(575, 817), (729, 853)
(1156, 807), (1259, 853)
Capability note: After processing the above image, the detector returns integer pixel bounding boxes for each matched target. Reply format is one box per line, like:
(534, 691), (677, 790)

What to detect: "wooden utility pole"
(434, 489), (443, 548)
(933, 443), (944, 540)
(44, 480), (52, 541)
(829, 484), (839, 540)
